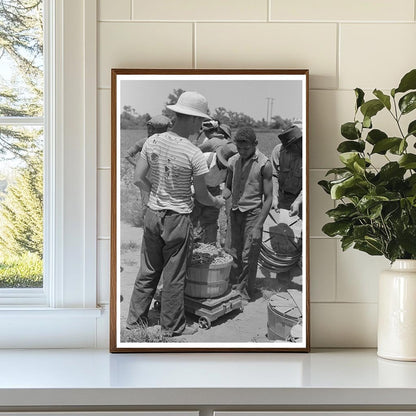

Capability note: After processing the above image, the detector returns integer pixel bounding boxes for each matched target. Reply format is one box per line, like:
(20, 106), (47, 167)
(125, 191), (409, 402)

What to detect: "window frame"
(0, 0), (101, 348)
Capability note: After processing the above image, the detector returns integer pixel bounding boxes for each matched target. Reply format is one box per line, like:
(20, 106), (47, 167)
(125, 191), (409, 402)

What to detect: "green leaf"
(366, 129), (388, 145)
(341, 122), (360, 140)
(326, 203), (357, 220)
(360, 99), (384, 119)
(354, 241), (383, 256)
(373, 89), (391, 110)
(353, 224), (374, 240)
(408, 120), (416, 137)
(357, 195), (389, 212)
(399, 154), (416, 169)
(371, 137), (402, 154)
(355, 88), (365, 110)
(330, 175), (367, 200)
(363, 116), (372, 129)
(395, 69), (416, 94)
(386, 240), (402, 262)
(353, 158), (366, 174)
(322, 221), (351, 237)
(398, 227), (416, 255)
(339, 152), (360, 167)
(337, 140), (365, 153)
(391, 88), (396, 98)
(389, 139), (408, 155)
(318, 180), (331, 194)
(378, 162), (406, 181)
(369, 203), (383, 220)
(399, 92), (416, 115)
(341, 235), (355, 251)
(325, 167), (351, 176)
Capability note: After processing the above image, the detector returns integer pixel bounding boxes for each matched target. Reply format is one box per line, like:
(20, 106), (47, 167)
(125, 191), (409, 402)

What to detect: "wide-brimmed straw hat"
(167, 91), (211, 119)
(278, 125), (302, 146)
(216, 142), (238, 168)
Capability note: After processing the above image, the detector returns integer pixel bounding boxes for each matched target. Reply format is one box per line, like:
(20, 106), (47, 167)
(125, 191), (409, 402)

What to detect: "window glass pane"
(0, 0), (44, 117)
(0, 0), (44, 290)
(0, 126), (43, 288)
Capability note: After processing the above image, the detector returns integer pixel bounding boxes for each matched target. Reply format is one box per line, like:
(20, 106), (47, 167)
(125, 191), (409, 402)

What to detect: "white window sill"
(0, 349), (415, 409)
(0, 307), (104, 348)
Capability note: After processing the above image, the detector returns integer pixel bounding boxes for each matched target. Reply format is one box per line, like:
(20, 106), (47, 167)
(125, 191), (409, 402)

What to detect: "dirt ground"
(119, 221), (303, 344)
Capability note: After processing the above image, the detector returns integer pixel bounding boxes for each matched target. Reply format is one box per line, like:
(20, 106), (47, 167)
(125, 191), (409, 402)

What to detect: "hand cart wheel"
(198, 316), (212, 329)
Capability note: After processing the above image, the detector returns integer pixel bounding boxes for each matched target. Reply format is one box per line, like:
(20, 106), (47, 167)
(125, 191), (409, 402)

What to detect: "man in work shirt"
(126, 91), (225, 337)
(271, 125), (303, 218)
(224, 127), (273, 302)
(125, 115), (172, 218)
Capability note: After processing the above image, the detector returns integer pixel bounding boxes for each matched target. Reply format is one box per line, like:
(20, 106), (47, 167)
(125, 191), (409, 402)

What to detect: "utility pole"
(265, 97), (275, 125)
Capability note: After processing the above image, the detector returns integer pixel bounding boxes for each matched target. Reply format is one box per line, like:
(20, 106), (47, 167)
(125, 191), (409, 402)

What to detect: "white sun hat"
(167, 91), (211, 119)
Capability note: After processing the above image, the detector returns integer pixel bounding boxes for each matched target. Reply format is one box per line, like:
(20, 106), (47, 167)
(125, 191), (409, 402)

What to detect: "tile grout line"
(333, 226), (338, 303)
(336, 22), (340, 90)
(97, 19), (414, 24)
(130, 0), (133, 20)
(268, 0), (271, 22)
(193, 22), (197, 69)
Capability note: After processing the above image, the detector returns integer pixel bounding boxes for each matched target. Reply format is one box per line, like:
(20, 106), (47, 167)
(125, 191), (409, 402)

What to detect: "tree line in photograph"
(121, 89), (296, 131)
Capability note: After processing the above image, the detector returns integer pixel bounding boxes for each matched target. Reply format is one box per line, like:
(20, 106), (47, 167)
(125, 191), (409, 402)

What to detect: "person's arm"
(290, 190), (303, 217)
(252, 161), (273, 241)
(271, 146), (280, 210)
(222, 166), (233, 200)
(133, 155), (151, 193)
(194, 174), (224, 209)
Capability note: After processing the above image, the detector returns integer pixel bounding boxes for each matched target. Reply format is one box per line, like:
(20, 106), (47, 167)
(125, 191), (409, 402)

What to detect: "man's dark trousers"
(127, 208), (193, 336)
(229, 207), (262, 300)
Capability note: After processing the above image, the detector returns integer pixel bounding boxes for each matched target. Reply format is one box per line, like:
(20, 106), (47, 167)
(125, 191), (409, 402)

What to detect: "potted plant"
(319, 68), (416, 361)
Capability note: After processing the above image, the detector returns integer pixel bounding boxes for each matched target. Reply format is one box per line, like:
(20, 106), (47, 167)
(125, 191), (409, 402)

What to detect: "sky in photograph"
(120, 78), (303, 122)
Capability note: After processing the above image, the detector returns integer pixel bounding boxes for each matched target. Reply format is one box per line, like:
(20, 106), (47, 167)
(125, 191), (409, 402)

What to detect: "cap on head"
(235, 126), (257, 144)
(278, 125), (302, 146)
(216, 142), (238, 168)
(166, 91), (211, 119)
(218, 123), (231, 139)
(202, 119), (219, 131)
(147, 115), (172, 131)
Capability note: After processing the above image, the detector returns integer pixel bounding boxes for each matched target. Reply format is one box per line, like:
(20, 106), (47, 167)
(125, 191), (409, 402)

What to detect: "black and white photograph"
(110, 69), (309, 352)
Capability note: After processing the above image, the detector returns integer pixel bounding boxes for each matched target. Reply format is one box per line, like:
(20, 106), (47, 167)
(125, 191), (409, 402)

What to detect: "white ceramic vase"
(378, 259), (416, 361)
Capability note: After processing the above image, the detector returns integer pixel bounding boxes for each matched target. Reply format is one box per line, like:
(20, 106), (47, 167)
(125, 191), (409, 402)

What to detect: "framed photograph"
(110, 69), (309, 352)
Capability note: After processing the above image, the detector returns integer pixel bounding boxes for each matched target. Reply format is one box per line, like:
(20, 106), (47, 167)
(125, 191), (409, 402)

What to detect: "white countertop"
(0, 348), (416, 408)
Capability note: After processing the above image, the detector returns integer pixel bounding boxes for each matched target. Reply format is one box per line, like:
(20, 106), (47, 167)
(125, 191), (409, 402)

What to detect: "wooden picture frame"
(110, 69), (310, 352)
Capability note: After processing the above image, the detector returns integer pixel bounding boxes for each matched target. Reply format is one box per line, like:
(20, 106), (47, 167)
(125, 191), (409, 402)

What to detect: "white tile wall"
(96, 1), (416, 347)
(310, 239), (336, 302)
(270, 0), (415, 22)
(99, 0), (131, 21)
(98, 89), (111, 168)
(132, 0), (268, 21)
(196, 23), (338, 89)
(98, 22), (193, 88)
(340, 24), (416, 90)
(98, 169), (111, 239)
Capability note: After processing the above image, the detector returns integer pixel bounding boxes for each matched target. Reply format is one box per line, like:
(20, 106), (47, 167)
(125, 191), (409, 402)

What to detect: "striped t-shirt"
(140, 131), (209, 214)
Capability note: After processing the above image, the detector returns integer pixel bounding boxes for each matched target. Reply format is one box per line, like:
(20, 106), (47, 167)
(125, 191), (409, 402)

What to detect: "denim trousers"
(228, 207), (262, 300)
(127, 208), (193, 335)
